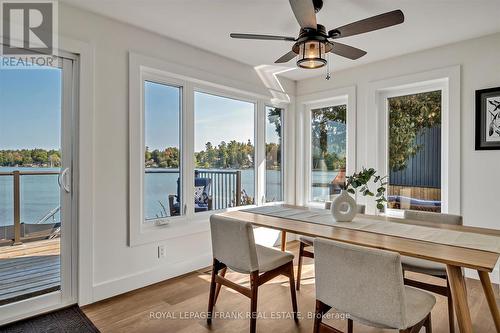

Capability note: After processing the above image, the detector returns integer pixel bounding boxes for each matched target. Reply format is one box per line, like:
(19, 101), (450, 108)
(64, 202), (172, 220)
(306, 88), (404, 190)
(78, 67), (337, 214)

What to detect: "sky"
(0, 66), (62, 150)
(145, 83), (275, 152)
(1, 69), (279, 152)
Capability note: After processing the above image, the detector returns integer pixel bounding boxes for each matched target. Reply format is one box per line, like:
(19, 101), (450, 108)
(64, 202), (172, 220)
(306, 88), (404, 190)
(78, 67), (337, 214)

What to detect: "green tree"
(31, 149), (48, 164)
(311, 105), (347, 171)
(388, 91), (441, 171)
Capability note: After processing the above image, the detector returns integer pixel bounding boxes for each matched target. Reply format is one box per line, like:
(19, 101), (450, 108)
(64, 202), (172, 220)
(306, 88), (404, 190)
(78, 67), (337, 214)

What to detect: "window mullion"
(256, 100), (266, 205)
(183, 82), (195, 217)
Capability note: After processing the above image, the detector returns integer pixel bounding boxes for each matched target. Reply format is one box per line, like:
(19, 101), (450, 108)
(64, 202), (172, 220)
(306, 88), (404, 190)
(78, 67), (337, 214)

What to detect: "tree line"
(0, 149), (61, 167)
(145, 140), (282, 170)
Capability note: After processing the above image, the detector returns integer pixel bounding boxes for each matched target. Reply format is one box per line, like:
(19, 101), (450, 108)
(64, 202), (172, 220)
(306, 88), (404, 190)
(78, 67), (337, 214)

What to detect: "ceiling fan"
(230, 0), (404, 70)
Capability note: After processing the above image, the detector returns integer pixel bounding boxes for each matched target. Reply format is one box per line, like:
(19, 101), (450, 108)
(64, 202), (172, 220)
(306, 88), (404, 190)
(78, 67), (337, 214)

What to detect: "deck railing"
(196, 170), (242, 210)
(0, 170), (60, 245)
(145, 169), (242, 211)
(1, 169), (243, 245)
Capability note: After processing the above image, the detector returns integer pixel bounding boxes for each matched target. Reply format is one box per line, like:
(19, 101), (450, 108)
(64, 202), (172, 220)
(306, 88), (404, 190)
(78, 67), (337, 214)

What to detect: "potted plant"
(345, 167), (388, 211)
(329, 167), (388, 222)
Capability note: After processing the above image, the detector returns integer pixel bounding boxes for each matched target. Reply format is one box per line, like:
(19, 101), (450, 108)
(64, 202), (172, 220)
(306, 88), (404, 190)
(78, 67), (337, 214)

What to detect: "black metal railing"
(196, 170), (242, 210)
(144, 169), (242, 211)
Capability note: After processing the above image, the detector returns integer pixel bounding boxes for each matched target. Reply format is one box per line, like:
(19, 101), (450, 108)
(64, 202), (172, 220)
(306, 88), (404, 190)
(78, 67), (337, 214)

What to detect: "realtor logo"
(1, 0), (57, 57)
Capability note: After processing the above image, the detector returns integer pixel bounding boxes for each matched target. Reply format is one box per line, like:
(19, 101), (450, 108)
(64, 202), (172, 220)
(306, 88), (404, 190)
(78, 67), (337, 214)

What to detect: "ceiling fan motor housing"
(293, 24), (333, 55)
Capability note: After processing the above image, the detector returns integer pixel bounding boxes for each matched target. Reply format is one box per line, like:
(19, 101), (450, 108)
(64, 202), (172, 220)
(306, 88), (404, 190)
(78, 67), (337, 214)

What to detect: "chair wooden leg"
(286, 262), (299, 322)
(424, 313), (432, 333)
(446, 278), (455, 333)
(347, 318), (353, 333)
(313, 300), (332, 333)
(296, 241), (305, 291)
(250, 271), (259, 333)
(214, 267), (227, 305)
(207, 259), (220, 324)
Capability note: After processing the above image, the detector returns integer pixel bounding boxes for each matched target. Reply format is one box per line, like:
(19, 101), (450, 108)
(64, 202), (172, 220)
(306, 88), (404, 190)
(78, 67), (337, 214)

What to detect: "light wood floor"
(83, 241), (500, 333)
(0, 239), (60, 305)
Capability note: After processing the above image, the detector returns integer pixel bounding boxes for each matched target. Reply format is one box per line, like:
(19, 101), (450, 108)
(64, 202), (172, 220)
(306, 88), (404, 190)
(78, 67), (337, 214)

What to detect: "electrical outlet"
(158, 245), (166, 258)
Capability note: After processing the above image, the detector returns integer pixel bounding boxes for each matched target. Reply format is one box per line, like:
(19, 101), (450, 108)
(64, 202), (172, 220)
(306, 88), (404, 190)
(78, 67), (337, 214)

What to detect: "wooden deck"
(0, 239), (60, 305)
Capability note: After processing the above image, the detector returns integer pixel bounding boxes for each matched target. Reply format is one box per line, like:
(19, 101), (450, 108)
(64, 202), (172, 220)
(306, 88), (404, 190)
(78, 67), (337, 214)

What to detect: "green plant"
(345, 167), (388, 210)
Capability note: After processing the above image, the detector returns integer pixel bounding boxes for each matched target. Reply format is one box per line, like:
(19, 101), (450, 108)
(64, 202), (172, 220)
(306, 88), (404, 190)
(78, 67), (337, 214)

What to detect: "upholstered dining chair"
(402, 210), (463, 333)
(295, 203), (365, 290)
(313, 238), (435, 333)
(208, 215), (298, 333)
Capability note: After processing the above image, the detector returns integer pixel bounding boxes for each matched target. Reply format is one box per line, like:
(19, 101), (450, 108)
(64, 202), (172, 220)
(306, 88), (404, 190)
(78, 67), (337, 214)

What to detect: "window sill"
(129, 204), (260, 247)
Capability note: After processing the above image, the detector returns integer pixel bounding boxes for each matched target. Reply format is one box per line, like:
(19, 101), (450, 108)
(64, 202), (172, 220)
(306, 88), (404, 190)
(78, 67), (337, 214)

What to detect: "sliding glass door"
(0, 53), (77, 322)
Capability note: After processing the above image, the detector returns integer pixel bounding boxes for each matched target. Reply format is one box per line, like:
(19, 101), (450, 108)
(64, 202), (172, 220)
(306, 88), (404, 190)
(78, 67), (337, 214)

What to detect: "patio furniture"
(168, 177), (213, 216)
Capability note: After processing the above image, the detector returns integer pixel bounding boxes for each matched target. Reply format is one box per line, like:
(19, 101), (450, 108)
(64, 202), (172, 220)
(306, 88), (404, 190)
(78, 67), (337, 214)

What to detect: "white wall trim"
(366, 65), (461, 215)
(295, 86), (357, 206)
(92, 252), (212, 301)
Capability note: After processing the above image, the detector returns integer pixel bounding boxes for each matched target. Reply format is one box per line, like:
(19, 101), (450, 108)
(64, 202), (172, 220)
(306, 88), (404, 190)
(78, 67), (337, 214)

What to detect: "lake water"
(0, 167), (338, 226)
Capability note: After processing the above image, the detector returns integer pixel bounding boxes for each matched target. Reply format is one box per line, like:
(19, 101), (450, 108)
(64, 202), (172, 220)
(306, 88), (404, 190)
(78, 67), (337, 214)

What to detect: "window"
(143, 81), (182, 220)
(265, 106), (283, 202)
(311, 104), (347, 202)
(129, 54), (293, 245)
(387, 90), (442, 212)
(194, 91), (255, 212)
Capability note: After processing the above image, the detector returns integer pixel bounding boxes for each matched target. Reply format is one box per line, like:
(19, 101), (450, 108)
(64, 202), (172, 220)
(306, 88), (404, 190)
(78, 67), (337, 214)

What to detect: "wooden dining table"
(218, 205), (500, 333)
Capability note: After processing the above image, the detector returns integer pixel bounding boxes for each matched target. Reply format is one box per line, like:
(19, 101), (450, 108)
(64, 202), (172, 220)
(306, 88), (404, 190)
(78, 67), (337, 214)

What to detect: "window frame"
(129, 53), (288, 246)
(142, 75), (185, 223)
(369, 66), (461, 216)
(296, 86), (357, 208)
(191, 85), (258, 217)
(379, 83), (446, 216)
(263, 105), (286, 204)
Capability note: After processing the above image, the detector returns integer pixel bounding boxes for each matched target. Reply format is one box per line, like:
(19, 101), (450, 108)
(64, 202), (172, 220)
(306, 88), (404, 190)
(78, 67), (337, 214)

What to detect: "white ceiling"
(62, 0), (500, 81)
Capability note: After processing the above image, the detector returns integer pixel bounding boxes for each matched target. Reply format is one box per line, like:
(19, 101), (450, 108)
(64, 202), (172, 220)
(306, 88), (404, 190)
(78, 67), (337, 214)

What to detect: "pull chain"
(325, 52), (331, 80)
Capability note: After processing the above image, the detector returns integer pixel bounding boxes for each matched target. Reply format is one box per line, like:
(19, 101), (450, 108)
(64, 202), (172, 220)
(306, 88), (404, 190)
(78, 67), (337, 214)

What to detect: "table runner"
(242, 206), (500, 254)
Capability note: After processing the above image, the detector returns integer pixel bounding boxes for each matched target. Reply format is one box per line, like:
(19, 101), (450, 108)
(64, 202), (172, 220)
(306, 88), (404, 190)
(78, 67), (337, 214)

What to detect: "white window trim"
(295, 86), (357, 207)
(129, 52), (289, 246)
(368, 65), (461, 215)
(262, 104), (287, 205)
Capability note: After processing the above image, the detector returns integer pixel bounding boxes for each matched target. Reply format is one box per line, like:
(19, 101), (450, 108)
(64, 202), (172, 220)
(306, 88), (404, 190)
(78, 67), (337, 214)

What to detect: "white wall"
(297, 32), (500, 230)
(296, 33), (500, 281)
(57, 3), (295, 304)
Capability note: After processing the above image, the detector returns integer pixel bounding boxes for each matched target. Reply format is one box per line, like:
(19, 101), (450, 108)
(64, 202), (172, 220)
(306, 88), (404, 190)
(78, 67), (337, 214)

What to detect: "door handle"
(58, 168), (71, 193)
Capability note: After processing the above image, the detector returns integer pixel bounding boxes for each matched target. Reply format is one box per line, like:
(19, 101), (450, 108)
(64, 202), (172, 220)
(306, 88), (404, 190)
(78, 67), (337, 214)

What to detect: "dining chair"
(313, 238), (435, 333)
(295, 203), (365, 290)
(402, 210), (463, 333)
(208, 215), (298, 333)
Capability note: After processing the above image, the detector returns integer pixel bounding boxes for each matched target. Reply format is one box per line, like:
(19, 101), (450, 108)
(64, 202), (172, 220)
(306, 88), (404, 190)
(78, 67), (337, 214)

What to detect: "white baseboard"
(88, 253), (212, 304)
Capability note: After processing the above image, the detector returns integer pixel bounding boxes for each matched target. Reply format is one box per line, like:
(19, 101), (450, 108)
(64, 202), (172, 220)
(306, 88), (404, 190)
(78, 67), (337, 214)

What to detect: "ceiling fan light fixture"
(297, 40), (326, 69)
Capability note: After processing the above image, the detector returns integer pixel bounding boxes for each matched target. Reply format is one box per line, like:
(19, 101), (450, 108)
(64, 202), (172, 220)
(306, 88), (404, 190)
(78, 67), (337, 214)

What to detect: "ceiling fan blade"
(328, 9), (404, 39)
(275, 50), (297, 63)
(329, 42), (367, 60)
(230, 33), (296, 42)
(289, 0), (317, 29)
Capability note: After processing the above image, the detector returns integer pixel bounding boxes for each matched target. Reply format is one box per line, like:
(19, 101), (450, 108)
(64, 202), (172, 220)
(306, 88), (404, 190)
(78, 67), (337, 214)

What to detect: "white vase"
(330, 190), (357, 222)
